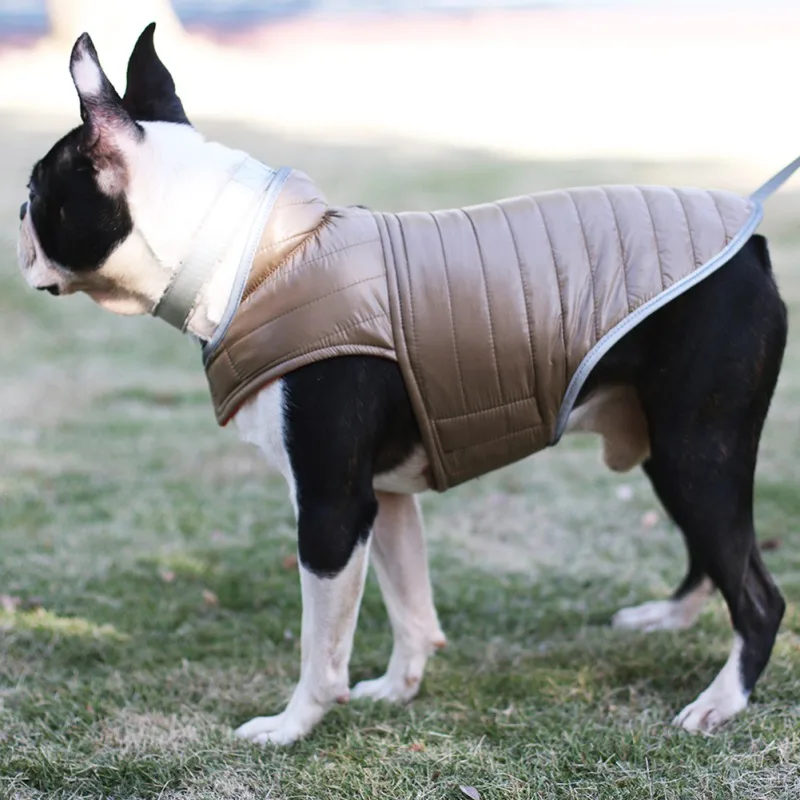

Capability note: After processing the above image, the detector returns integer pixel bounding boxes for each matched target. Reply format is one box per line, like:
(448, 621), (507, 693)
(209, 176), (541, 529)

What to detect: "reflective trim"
(551, 152), (800, 444)
(550, 201), (763, 444)
(202, 166), (292, 361)
(153, 157), (282, 332)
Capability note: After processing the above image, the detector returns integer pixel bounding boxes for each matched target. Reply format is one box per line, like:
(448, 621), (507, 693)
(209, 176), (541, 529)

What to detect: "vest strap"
(750, 154), (800, 204)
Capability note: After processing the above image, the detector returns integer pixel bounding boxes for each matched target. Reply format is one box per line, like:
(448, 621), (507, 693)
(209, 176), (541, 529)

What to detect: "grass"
(2, 114), (800, 799)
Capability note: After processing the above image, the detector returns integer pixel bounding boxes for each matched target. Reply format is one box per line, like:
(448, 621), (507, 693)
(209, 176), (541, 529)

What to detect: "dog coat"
(193, 160), (796, 491)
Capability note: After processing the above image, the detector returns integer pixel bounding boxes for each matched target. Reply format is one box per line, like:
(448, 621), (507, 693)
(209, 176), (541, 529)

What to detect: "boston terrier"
(17, 24), (791, 745)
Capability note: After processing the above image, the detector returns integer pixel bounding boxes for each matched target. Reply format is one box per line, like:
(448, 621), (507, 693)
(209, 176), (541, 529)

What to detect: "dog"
(17, 23), (792, 745)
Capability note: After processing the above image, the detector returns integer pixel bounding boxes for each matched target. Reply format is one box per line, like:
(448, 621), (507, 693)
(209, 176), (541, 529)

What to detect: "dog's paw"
(351, 674), (420, 704)
(673, 687), (748, 734)
(235, 714), (308, 746)
(234, 695), (336, 747)
(612, 599), (693, 632)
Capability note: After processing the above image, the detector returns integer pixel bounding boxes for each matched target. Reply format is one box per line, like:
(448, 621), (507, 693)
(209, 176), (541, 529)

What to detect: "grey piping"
(551, 153), (800, 444)
(202, 166), (292, 362)
(153, 157), (286, 332)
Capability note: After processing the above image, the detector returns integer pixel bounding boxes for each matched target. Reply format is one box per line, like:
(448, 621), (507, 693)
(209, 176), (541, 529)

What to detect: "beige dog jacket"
(199, 165), (786, 491)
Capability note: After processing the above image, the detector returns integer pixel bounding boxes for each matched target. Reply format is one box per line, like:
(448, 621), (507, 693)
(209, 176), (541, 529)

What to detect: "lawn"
(1, 114), (800, 799)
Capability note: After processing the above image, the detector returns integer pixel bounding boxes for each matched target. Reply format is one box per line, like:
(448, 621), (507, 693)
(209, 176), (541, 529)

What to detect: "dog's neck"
(127, 126), (283, 343)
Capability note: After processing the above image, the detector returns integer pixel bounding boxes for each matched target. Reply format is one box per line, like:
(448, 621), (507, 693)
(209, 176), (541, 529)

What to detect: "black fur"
(27, 128), (133, 271)
(284, 358), (419, 576)
(122, 23), (190, 125)
(282, 234), (787, 699)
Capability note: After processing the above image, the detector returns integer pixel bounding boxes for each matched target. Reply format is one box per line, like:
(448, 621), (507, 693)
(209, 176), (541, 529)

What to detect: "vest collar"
(152, 156), (291, 350)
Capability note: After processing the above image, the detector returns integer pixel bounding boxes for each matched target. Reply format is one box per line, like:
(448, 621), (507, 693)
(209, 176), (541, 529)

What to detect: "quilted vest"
(203, 170), (763, 491)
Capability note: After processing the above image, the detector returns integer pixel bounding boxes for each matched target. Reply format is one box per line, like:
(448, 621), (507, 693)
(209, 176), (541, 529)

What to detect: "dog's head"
(18, 23), (236, 317)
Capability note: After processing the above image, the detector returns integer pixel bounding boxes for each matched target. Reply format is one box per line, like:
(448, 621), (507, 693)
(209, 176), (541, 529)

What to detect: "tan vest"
(204, 170), (757, 491)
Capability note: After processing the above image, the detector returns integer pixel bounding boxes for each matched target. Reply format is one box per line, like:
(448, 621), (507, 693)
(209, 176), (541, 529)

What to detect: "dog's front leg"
(235, 501), (375, 746)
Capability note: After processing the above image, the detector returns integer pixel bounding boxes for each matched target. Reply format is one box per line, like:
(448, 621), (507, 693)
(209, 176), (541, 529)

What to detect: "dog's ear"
(122, 22), (190, 125)
(69, 32), (141, 188)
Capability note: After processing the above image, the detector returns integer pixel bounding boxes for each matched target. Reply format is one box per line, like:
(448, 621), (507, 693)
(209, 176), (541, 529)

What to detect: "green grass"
(2, 114), (800, 799)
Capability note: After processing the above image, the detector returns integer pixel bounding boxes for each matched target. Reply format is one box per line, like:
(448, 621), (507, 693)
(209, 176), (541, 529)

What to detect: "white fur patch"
(233, 382), (296, 515)
(674, 635), (749, 733)
(612, 578), (713, 632)
(373, 445), (430, 493)
(71, 51), (104, 98)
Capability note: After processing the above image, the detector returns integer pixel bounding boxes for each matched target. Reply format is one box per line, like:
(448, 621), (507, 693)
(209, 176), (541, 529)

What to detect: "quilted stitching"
(430, 211), (468, 409)
(495, 202), (541, 421)
(461, 207), (503, 400)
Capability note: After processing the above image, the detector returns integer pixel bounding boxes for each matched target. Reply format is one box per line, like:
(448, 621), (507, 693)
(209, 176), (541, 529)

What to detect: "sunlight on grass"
(1, 609), (129, 643)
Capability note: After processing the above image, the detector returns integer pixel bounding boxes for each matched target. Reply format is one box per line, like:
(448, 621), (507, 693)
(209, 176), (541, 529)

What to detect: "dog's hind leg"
(629, 241), (788, 733)
(351, 492), (446, 703)
(642, 446), (785, 733)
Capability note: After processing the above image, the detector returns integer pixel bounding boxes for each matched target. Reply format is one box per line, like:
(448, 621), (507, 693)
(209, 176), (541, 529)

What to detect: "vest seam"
(242, 211), (341, 301)
(707, 191), (730, 241)
(252, 203), (331, 257)
(537, 202), (569, 387)
(377, 211), (445, 489)
(395, 214), (429, 406)
(495, 201), (542, 422)
(434, 392), (538, 422)
(636, 187), (665, 292)
(461, 207), (503, 399)
(438, 420), (549, 456)
(672, 188), (699, 269)
(568, 192), (600, 342)
(231, 312), (391, 381)
(223, 345), (244, 382)
(274, 199), (326, 208)
(257, 235), (379, 280)
(228, 273), (386, 352)
(254, 231), (310, 258)
(392, 212), (448, 489)
(600, 188), (632, 314)
(431, 211), (468, 409)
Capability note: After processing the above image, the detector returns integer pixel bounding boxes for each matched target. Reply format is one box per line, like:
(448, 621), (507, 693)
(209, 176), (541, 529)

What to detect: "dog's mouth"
(17, 212), (71, 297)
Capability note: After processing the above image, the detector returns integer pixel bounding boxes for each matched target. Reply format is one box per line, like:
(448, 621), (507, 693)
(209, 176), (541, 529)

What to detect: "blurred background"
(0, 0), (797, 168)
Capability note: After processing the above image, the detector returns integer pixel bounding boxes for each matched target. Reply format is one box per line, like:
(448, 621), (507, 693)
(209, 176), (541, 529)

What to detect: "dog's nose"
(37, 284), (60, 296)
(19, 201), (27, 221)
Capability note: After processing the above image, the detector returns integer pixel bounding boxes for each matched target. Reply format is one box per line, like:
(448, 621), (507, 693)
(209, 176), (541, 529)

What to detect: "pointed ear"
(122, 22), (190, 125)
(69, 33), (140, 192)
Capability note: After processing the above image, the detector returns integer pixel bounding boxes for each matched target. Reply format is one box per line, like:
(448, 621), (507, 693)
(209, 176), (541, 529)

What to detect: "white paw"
(234, 697), (332, 746)
(351, 673), (420, 704)
(673, 687), (748, 734)
(235, 715), (302, 746)
(612, 599), (693, 632)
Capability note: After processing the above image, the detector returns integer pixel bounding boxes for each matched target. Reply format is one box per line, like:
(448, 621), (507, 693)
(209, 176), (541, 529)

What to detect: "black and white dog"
(17, 25), (789, 745)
